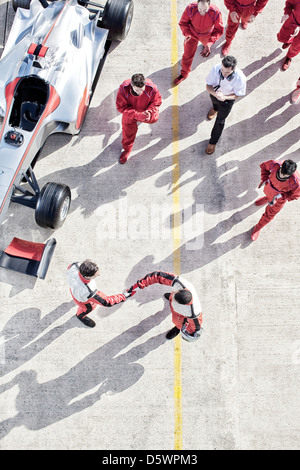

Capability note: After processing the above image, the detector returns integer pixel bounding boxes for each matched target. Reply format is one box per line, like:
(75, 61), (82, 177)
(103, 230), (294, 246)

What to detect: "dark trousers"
(209, 94), (235, 145)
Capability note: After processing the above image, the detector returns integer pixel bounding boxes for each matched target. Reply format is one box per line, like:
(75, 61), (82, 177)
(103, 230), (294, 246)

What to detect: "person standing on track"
(277, 0), (300, 71)
(251, 159), (300, 241)
(174, 0), (224, 85)
(205, 55), (246, 155)
(116, 73), (162, 164)
(132, 271), (203, 341)
(222, 0), (269, 57)
(67, 260), (135, 328)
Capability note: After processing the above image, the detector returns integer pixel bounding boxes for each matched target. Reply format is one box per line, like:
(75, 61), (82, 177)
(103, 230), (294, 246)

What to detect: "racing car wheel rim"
(124, 4), (133, 37)
(60, 196), (71, 222)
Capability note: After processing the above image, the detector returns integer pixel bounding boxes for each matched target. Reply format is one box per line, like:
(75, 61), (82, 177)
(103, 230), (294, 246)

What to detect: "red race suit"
(256, 160), (300, 229)
(224, 0), (269, 44)
(135, 271), (203, 336)
(67, 263), (126, 320)
(116, 79), (162, 153)
(178, 3), (224, 77)
(277, 0), (300, 59)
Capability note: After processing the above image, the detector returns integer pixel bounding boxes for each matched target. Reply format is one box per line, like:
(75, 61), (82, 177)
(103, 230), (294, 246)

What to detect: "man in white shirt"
(205, 55), (246, 154)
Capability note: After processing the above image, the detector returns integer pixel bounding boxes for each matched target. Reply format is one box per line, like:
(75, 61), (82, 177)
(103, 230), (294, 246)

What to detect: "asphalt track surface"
(0, 0), (300, 450)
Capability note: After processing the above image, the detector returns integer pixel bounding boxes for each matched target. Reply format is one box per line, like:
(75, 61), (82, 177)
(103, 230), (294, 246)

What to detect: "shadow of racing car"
(0, 0), (134, 230)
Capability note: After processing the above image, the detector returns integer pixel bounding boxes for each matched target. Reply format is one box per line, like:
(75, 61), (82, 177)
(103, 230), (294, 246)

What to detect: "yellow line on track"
(170, 0), (183, 451)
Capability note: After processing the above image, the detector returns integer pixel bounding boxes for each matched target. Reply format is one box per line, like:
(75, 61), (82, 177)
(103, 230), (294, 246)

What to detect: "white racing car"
(0, 0), (133, 230)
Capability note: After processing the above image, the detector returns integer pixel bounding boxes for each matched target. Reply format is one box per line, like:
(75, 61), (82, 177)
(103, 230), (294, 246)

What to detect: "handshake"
(123, 282), (139, 299)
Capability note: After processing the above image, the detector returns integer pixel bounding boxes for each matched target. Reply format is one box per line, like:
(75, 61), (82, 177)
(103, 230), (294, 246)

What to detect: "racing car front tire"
(35, 182), (71, 230)
(101, 0), (134, 42)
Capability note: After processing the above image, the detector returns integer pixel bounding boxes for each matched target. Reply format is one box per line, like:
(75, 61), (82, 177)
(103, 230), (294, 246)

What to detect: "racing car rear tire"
(12, 0), (32, 11)
(12, 0), (51, 11)
(101, 0), (134, 42)
(35, 182), (71, 230)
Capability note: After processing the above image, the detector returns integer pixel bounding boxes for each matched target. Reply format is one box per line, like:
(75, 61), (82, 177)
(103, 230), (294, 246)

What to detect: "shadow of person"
(174, 205), (255, 273)
(124, 203), (256, 294)
(35, 75), (215, 222)
(0, 264), (38, 296)
(0, 308), (169, 439)
(154, 140), (260, 215)
(7, 50), (286, 236)
(163, 90), (299, 219)
(222, 92), (300, 154)
(32, 110), (169, 221)
(0, 302), (74, 378)
(242, 51), (283, 96)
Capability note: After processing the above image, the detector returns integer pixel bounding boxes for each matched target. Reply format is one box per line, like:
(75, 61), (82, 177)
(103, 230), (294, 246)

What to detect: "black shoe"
(164, 293), (171, 300)
(166, 327), (180, 340)
(77, 315), (96, 328)
(174, 75), (186, 85)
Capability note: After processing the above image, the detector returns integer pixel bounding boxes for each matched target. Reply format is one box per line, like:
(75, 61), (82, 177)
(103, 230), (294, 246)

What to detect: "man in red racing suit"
(116, 73), (162, 164)
(174, 1), (224, 85)
(67, 260), (135, 328)
(251, 159), (300, 241)
(132, 271), (203, 341)
(277, 0), (300, 71)
(222, 0), (269, 56)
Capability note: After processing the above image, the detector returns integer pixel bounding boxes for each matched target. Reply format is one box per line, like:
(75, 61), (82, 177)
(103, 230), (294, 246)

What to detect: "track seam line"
(170, 0), (183, 451)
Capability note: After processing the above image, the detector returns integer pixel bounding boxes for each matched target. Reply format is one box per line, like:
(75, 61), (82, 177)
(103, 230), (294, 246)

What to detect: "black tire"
(12, 0), (51, 12)
(35, 182), (71, 230)
(12, 0), (32, 11)
(101, 0), (134, 42)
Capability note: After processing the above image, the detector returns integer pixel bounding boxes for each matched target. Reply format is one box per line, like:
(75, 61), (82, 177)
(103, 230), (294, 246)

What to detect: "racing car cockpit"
(9, 76), (48, 132)
(20, 101), (42, 131)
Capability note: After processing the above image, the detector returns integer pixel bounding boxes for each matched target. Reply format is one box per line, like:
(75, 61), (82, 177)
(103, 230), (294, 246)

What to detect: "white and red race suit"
(135, 271), (203, 339)
(67, 263), (126, 320)
(116, 79), (162, 153)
